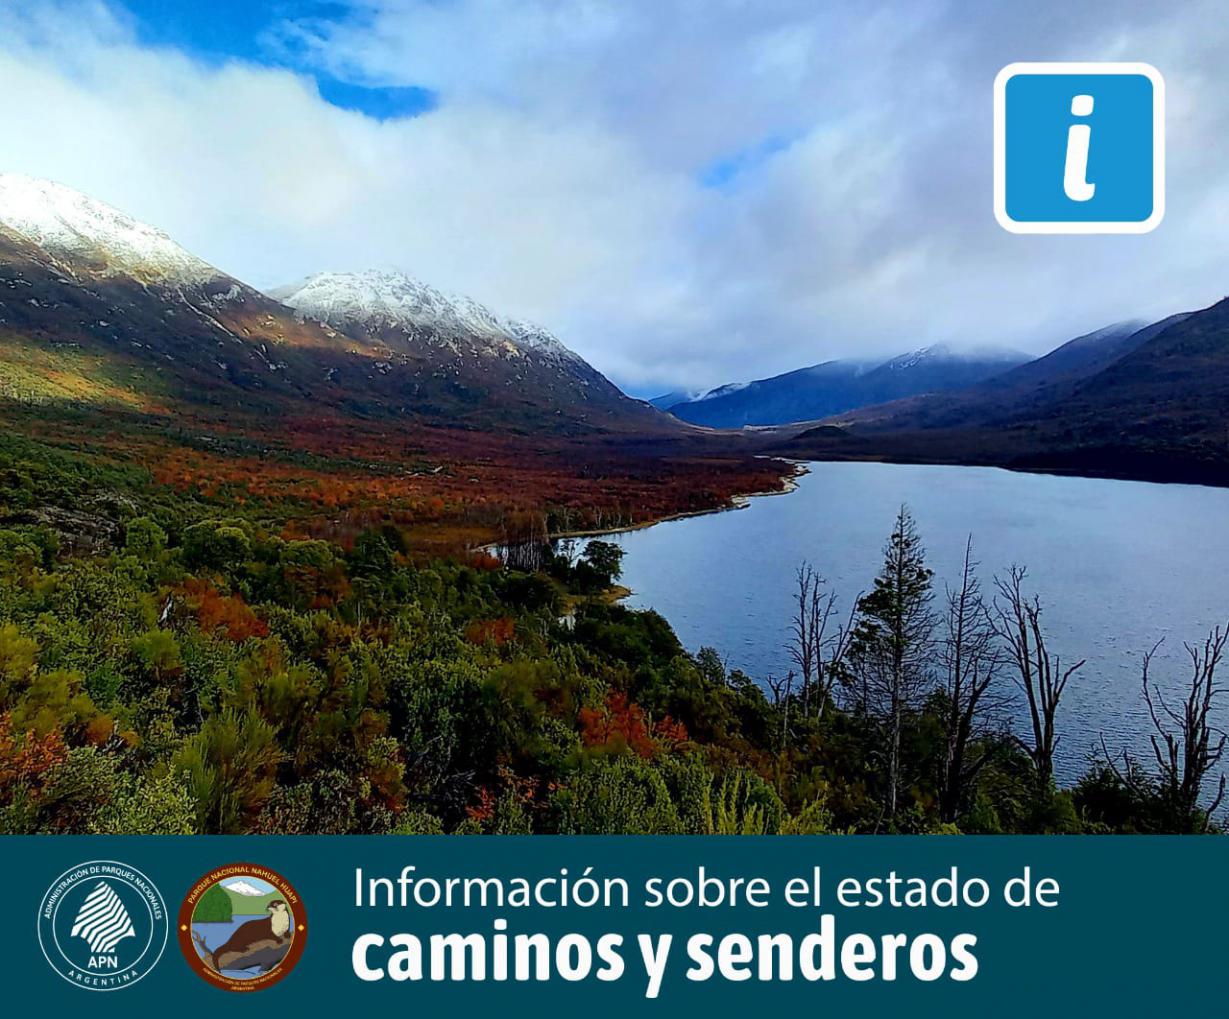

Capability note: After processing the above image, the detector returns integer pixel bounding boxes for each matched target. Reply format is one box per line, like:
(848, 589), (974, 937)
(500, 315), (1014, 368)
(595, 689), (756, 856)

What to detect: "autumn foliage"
(579, 691), (689, 758)
(176, 578), (268, 642)
(0, 712), (67, 804)
(464, 617), (516, 647)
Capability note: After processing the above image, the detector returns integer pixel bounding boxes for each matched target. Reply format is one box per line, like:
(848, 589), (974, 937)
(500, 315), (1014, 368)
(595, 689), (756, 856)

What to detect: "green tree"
(182, 520), (252, 574)
(91, 769), (197, 835)
(569, 539), (627, 593)
(553, 756), (684, 834)
(131, 630), (183, 683)
(194, 882), (233, 923)
(124, 517), (167, 560)
(175, 709), (281, 834)
(849, 505), (935, 827)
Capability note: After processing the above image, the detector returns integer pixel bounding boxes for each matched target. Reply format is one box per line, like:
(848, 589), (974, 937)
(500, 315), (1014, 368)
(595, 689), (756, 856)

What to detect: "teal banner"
(3, 836), (1223, 1014)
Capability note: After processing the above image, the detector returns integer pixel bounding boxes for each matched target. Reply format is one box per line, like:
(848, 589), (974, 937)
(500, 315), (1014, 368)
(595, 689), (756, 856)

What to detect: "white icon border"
(993, 61), (1165, 235)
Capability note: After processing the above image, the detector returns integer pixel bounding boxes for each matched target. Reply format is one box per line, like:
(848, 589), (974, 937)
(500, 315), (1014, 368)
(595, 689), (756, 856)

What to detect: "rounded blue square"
(997, 66), (1162, 230)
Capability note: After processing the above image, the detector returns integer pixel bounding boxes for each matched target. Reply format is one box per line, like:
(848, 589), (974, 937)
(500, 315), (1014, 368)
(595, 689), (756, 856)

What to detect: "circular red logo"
(178, 863), (307, 991)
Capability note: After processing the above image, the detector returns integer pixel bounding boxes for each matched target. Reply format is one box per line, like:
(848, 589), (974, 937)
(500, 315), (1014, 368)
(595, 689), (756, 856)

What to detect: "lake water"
(192, 916), (284, 979)
(611, 461), (1229, 783)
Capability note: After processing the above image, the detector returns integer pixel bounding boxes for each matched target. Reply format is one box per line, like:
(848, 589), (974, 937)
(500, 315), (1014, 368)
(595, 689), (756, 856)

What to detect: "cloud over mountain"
(1, 1), (1227, 394)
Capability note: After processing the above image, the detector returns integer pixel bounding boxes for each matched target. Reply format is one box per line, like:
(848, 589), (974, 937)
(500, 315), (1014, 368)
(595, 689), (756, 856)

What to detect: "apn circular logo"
(178, 863), (307, 991)
(37, 860), (169, 991)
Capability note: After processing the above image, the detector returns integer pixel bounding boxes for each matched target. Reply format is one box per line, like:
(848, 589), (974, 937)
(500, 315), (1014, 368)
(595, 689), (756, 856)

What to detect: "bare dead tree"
(937, 537), (1007, 822)
(555, 536), (580, 568)
(992, 565), (1083, 789)
(1102, 628), (1227, 831)
(824, 600), (859, 716)
(788, 563), (821, 716)
(786, 563), (849, 719)
(499, 511), (550, 572)
(765, 671), (795, 751)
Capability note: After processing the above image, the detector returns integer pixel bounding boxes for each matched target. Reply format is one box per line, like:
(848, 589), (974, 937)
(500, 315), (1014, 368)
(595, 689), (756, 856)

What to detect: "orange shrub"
(578, 692), (689, 759)
(0, 712), (67, 803)
(464, 617), (515, 646)
(177, 578), (269, 642)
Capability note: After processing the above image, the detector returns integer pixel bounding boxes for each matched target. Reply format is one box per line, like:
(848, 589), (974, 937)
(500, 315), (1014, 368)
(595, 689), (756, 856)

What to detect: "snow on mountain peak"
(0, 174), (219, 284)
(696, 381), (749, 402)
(882, 343), (1028, 371)
(224, 880), (266, 896)
(269, 269), (582, 364)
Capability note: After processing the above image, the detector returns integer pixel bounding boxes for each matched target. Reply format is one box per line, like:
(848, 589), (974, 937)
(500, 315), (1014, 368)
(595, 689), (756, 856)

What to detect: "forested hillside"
(0, 429), (1217, 834)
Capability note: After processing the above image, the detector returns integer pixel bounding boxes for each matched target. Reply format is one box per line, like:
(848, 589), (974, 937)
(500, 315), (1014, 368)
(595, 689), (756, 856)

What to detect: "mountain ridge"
(0, 174), (219, 284)
(269, 269), (584, 365)
(770, 306), (1229, 487)
(0, 176), (667, 434)
(668, 344), (1028, 428)
(832, 316), (1191, 432)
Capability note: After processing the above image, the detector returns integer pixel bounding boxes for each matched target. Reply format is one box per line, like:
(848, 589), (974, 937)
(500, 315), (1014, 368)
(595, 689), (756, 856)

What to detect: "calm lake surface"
(611, 461), (1229, 783)
(193, 916), (279, 979)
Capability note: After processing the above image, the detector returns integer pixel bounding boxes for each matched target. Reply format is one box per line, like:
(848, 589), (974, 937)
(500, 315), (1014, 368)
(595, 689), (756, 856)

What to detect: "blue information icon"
(994, 62), (1164, 234)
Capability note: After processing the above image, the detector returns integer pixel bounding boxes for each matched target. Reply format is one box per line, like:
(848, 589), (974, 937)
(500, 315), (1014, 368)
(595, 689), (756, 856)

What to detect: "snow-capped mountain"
(270, 270), (583, 366)
(268, 269), (664, 431)
(0, 174), (218, 284)
(876, 343), (1027, 373)
(0, 177), (666, 432)
(224, 880), (267, 896)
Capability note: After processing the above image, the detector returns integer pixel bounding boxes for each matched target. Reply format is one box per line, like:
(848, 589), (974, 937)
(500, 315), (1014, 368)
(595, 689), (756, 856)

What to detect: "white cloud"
(0, 0), (1227, 394)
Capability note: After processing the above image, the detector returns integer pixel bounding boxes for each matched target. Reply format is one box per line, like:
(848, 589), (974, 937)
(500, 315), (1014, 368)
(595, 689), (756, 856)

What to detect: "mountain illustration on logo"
(224, 880), (266, 896)
(70, 881), (137, 955)
(179, 866), (308, 992)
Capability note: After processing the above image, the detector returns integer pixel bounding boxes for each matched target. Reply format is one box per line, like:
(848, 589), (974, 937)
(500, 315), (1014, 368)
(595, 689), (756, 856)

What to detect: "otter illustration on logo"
(192, 897), (292, 974)
(179, 866), (307, 990)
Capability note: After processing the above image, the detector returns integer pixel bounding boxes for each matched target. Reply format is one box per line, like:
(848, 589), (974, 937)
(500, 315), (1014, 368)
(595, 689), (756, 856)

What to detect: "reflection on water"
(610, 461), (1229, 783)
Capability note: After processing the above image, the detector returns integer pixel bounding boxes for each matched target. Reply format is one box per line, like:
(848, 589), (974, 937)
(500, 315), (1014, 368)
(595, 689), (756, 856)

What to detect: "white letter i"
(1064, 94), (1095, 201)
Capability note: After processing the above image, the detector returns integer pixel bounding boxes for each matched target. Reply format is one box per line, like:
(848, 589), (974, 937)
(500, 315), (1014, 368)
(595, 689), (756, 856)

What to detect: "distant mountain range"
(774, 307), (1229, 485)
(648, 389), (705, 411)
(2, 175), (1224, 487)
(0, 174), (667, 434)
(663, 345), (1030, 428)
(828, 320), (1159, 431)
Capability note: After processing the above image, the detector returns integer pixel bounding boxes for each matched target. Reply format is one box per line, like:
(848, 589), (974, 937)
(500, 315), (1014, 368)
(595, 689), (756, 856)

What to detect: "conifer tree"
(850, 505), (936, 826)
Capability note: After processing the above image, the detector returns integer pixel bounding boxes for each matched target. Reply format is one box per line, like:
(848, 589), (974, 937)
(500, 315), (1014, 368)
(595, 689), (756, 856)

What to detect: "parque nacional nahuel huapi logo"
(178, 864), (307, 991)
(37, 860), (169, 991)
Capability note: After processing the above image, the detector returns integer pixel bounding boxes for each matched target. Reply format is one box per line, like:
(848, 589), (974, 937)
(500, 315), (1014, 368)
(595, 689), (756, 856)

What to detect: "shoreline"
(478, 459), (810, 553)
(543, 460), (808, 607)
(766, 442), (1229, 492)
(479, 447), (1221, 564)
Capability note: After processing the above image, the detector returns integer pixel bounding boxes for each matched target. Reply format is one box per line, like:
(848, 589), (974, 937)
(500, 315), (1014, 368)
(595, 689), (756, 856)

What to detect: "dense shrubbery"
(0, 436), (1220, 835)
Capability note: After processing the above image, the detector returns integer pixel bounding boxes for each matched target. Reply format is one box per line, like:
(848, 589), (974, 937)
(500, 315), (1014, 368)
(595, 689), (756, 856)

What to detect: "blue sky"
(119, 1), (437, 119)
(699, 133), (798, 190)
(0, 1), (1225, 394)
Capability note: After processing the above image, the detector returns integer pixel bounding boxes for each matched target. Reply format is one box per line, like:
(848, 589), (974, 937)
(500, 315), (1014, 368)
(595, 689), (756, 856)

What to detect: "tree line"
(775, 506), (1226, 833)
